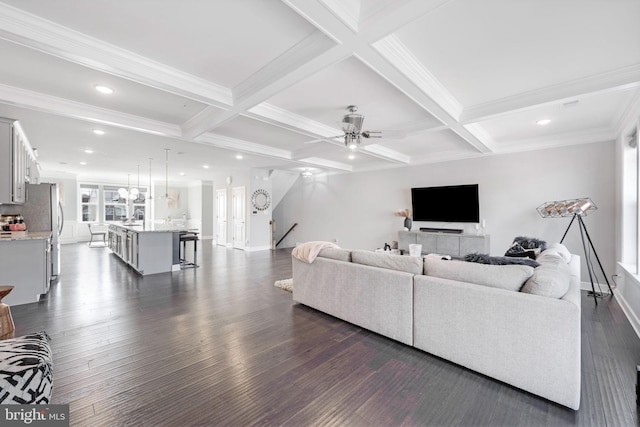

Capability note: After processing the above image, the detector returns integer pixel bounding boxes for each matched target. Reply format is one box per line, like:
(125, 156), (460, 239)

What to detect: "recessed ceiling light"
(536, 119), (551, 126)
(348, 154), (355, 160)
(235, 154), (243, 160)
(203, 165), (209, 169)
(179, 172), (186, 176)
(79, 161), (87, 166)
(92, 129), (105, 135)
(84, 149), (94, 154)
(94, 85), (113, 94)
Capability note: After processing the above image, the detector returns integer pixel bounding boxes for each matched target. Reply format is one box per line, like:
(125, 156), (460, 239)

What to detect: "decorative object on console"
(537, 197), (612, 305)
(394, 209), (412, 230)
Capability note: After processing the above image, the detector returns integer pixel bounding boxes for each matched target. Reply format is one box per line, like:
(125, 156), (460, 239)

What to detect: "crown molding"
(492, 127), (615, 154)
(614, 89), (640, 138)
(0, 3), (232, 107)
(361, 144), (411, 164)
(461, 64), (640, 124)
(0, 83), (181, 137)
(318, 0), (360, 33)
(372, 35), (463, 120)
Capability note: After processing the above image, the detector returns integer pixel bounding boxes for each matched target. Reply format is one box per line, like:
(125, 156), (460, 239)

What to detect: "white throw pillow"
(541, 243), (571, 263)
(521, 261), (571, 298)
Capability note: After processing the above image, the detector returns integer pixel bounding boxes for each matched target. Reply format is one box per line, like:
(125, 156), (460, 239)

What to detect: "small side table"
(0, 286), (15, 340)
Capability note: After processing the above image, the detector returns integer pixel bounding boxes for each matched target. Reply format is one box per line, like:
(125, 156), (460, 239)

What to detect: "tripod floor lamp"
(536, 198), (613, 305)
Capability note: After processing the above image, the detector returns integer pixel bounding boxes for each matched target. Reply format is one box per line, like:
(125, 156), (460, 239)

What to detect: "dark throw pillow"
(504, 242), (537, 260)
(464, 252), (540, 268)
(512, 236), (547, 251)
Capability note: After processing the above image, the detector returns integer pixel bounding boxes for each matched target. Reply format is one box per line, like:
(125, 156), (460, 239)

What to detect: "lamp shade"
(537, 198), (597, 218)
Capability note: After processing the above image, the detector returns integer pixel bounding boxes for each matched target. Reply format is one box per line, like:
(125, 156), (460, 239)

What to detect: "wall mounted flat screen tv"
(411, 184), (479, 223)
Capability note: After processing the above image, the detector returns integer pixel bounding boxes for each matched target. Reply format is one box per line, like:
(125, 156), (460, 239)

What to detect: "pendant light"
(164, 148), (170, 199)
(118, 174), (132, 199)
(147, 157), (153, 200)
(129, 164), (140, 200)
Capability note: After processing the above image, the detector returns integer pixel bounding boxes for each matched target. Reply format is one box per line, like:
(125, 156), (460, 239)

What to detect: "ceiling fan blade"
(363, 130), (406, 139)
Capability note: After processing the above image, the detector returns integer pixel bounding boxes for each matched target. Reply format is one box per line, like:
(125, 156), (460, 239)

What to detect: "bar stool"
(179, 232), (199, 269)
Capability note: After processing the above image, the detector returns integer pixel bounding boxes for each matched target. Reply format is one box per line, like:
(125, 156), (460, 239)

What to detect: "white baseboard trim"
(615, 291), (640, 341)
(245, 245), (271, 252)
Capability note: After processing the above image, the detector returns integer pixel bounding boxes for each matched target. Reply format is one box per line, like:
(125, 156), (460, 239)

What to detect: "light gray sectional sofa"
(292, 244), (581, 410)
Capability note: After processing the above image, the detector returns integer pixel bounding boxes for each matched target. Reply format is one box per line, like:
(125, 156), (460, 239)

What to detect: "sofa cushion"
(424, 258), (534, 291)
(351, 249), (422, 274)
(318, 247), (352, 262)
(521, 256), (571, 298)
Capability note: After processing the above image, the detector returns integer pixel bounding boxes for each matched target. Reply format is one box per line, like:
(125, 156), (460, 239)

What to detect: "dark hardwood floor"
(9, 243), (640, 426)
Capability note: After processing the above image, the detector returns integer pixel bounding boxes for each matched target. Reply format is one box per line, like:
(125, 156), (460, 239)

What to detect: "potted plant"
(394, 209), (412, 230)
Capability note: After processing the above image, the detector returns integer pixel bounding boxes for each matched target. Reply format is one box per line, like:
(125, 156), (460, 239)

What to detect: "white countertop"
(0, 231), (52, 241)
(109, 223), (197, 233)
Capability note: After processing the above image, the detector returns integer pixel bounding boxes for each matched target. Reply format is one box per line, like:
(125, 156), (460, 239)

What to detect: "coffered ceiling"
(0, 0), (638, 184)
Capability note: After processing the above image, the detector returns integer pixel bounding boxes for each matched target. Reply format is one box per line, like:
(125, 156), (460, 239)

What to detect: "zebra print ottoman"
(0, 331), (52, 404)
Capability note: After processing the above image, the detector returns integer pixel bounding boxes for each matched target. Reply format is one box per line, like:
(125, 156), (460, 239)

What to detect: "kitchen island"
(108, 224), (190, 275)
(0, 231), (52, 306)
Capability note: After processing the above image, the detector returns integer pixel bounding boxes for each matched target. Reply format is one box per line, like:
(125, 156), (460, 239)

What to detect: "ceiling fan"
(306, 105), (405, 150)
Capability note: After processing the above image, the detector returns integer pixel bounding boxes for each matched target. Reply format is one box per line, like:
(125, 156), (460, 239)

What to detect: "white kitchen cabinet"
(108, 224), (176, 275)
(0, 235), (51, 306)
(0, 118), (37, 204)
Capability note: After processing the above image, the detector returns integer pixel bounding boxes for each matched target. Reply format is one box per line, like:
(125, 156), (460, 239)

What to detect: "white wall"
(247, 169), (273, 251)
(153, 184), (189, 222)
(275, 141), (616, 283)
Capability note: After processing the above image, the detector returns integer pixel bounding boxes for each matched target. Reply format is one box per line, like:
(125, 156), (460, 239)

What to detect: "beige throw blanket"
(292, 241), (340, 263)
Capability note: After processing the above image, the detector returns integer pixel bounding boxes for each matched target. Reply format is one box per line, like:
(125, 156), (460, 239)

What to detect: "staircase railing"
(276, 222), (298, 248)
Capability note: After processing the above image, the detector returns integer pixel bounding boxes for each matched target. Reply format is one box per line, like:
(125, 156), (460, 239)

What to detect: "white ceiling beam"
(194, 133), (292, 160)
(297, 156), (353, 172)
(361, 144), (411, 164)
(246, 103), (341, 139)
(0, 83), (298, 165)
(181, 0), (466, 154)
(0, 3), (233, 107)
(0, 83), (182, 137)
(461, 64), (640, 124)
(357, 46), (494, 153)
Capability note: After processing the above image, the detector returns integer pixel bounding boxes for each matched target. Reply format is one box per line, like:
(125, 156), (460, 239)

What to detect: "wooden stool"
(0, 286), (15, 340)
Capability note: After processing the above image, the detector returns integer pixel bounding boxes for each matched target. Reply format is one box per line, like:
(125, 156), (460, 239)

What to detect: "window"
(132, 189), (147, 221)
(80, 185), (99, 222)
(80, 183), (151, 223)
(104, 187), (128, 221)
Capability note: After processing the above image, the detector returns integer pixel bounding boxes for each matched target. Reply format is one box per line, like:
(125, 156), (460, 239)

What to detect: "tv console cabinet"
(398, 230), (489, 257)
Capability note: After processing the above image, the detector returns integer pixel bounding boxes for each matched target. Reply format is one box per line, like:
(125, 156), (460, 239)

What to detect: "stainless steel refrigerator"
(20, 183), (63, 279)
